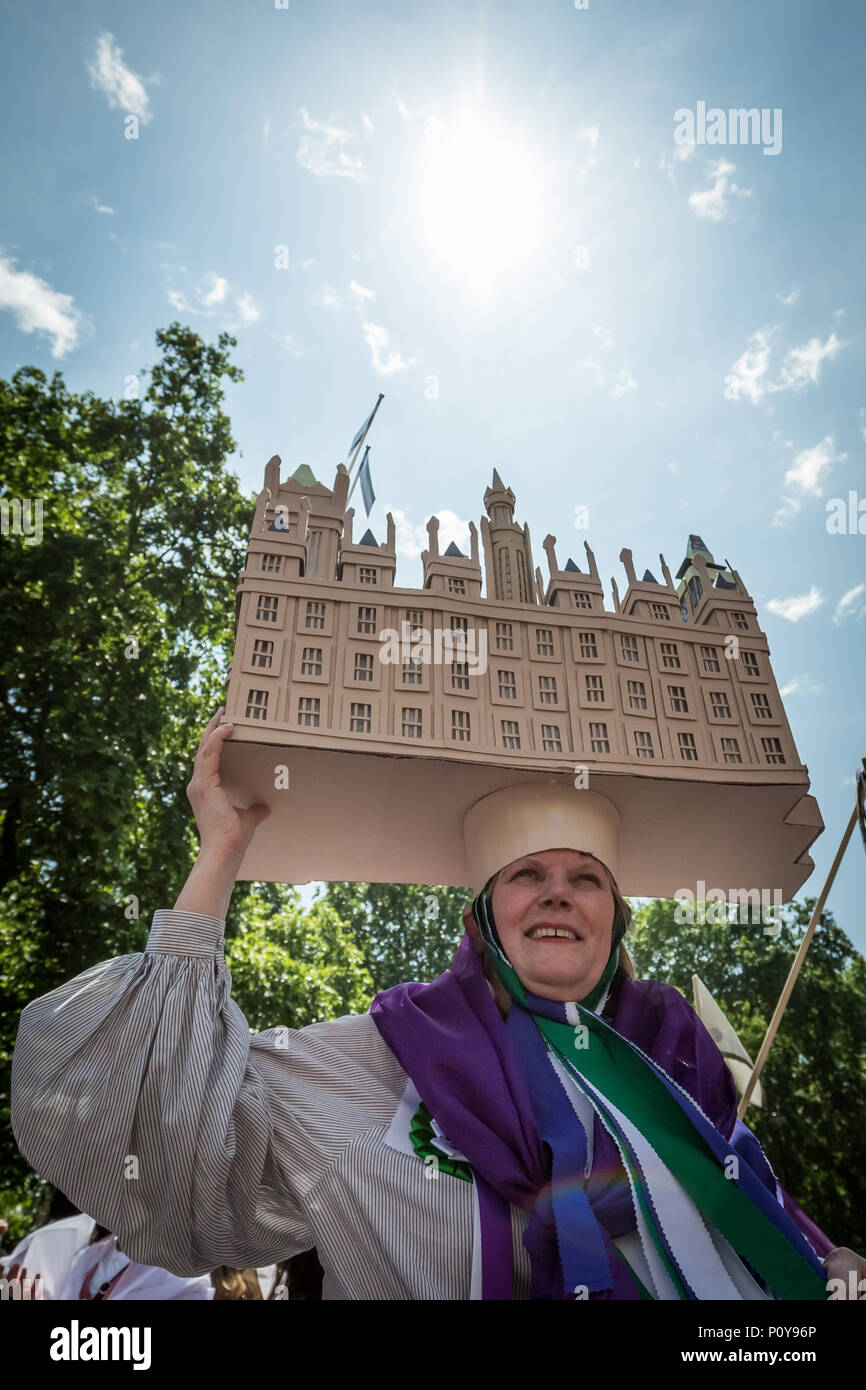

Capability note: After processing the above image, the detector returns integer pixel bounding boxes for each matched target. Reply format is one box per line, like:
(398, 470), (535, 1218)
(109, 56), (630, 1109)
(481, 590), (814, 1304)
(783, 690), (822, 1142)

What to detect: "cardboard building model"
(218, 457), (824, 897)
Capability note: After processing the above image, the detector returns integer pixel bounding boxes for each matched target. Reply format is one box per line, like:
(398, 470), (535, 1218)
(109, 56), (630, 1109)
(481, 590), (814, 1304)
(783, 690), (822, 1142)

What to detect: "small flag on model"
(349, 400), (379, 459)
(691, 974), (763, 1107)
(359, 446), (375, 516)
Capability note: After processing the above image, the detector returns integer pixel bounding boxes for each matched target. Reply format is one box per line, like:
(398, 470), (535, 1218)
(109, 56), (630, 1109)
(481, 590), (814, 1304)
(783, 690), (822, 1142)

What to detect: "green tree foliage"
(318, 881), (470, 991)
(0, 328), (372, 1245)
(627, 897), (866, 1248)
(226, 886), (374, 1030)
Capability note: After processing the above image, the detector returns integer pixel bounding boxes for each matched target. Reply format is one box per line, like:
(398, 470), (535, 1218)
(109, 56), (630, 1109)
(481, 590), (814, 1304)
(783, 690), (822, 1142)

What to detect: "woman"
(10, 710), (864, 1300)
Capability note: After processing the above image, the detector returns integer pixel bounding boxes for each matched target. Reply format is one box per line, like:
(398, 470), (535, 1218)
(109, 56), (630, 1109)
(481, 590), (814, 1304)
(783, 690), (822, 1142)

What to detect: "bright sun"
(414, 101), (552, 294)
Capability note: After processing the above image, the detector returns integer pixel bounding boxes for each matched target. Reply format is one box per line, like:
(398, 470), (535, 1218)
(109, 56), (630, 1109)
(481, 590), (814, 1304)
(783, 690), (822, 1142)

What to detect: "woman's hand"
(186, 707), (271, 861)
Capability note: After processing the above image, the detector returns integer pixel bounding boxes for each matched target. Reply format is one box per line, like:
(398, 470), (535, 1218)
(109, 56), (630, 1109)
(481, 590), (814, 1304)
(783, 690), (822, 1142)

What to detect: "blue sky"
(2, 0), (864, 951)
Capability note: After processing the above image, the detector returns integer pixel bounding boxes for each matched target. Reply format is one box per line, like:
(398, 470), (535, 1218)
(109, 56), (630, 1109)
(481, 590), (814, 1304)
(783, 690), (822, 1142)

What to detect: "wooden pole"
(737, 802), (859, 1119)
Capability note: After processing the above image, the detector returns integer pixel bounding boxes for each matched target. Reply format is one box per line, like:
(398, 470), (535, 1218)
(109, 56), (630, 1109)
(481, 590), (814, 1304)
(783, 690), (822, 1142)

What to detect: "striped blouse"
(11, 909), (532, 1300)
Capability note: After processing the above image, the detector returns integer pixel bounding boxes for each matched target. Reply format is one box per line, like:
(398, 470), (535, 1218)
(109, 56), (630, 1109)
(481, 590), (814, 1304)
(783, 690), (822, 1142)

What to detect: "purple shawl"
(371, 934), (835, 1298)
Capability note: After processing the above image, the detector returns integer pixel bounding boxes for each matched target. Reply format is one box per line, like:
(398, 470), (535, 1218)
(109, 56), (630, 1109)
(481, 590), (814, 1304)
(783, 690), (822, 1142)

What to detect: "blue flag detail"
(359, 449), (375, 515)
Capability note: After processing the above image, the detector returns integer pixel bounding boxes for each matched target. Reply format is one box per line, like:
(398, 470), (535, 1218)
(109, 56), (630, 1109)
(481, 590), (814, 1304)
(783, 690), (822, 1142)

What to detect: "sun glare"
(414, 102), (551, 294)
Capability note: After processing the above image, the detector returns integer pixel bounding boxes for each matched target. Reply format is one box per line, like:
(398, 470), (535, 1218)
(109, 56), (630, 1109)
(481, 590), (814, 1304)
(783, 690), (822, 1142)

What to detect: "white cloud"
(263, 117), (271, 143)
(296, 107), (367, 181)
(776, 332), (844, 391)
(390, 506), (471, 563)
(765, 587), (824, 622)
(199, 273), (228, 307)
(90, 195), (116, 215)
(729, 327), (845, 406)
(314, 284), (342, 310)
(164, 271), (257, 329)
(775, 286), (799, 307)
(832, 584), (866, 626)
(773, 435), (846, 526)
(361, 321), (415, 376)
(688, 158), (752, 221)
(611, 367), (637, 399)
(361, 111), (374, 134)
(282, 334), (307, 357)
(391, 89), (443, 145)
(784, 435), (845, 495)
(349, 280), (375, 303)
(0, 253), (86, 357)
(778, 674), (827, 697)
(86, 32), (156, 123)
(593, 324), (614, 351)
(659, 142), (696, 184)
(728, 327), (776, 404)
(236, 291), (260, 324)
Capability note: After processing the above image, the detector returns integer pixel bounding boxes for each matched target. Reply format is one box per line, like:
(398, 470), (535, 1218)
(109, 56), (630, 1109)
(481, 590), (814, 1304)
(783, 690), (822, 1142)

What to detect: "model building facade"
(223, 458), (803, 779)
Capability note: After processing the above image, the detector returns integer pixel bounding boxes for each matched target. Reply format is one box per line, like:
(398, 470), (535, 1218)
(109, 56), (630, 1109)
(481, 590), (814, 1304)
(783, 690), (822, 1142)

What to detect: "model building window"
(359, 566), (378, 585)
(357, 606), (377, 634)
(731, 611), (749, 630)
(495, 621), (514, 651)
(660, 641), (681, 669)
(305, 600), (326, 630)
(402, 657), (424, 686)
(668, 684), (689, 713)
(300, 647), (323, 677)
(761, 736), (785, 764)
(452, 709), (471, 742)
(541, 724), (562, 752)
(252, 638), (274, 669)
(535, 628), (554, 657)
(585, 673), (604, 702)
(497, 546), (512, 591)
(750, 691), (772, 719)
(255, 594), (279, 623)
(572, 591), (593, 609)
(451, 615), (469, 633)
(634, 730), (655, 758)
(451, 661), (470, 691)
(677, 731), (698, 761)
(447, 576), (466, 594)
(402, 707), (423, 739)
(245, 689), (268, 720)
(498, 669), (517, 699)
(742, 651), (760, 677)
(627, 679), (647, 710)
(297, 696), (320, 727)
(709, 690), (731, 718)
(579, 631), (598, 659)
(700, 645), (721, 673)
(621, 634), (639, 663)
(260, 553), (282, 573)
(538, 674), (558, 704)
(405, 608), (425, 637)
(651, 603), (670, 621)
(589, 721), (610, 753)
(501, 719), (521, 749)
(722, 737), (742, 764)
(354, 652), (374, 682)
(350, 702), (371, 733)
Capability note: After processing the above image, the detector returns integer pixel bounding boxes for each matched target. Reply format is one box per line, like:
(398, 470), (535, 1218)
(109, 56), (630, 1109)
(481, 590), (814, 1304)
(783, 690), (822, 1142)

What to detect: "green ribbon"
(490, 950), (827, 1301)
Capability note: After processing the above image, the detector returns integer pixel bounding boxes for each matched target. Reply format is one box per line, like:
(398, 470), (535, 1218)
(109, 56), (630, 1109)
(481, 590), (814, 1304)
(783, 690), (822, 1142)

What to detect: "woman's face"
(487, 847), (616, 1002)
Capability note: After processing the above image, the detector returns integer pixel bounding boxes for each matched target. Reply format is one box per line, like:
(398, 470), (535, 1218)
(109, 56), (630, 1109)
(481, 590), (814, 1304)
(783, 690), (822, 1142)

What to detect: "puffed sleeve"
(10, 910), (320, 1278)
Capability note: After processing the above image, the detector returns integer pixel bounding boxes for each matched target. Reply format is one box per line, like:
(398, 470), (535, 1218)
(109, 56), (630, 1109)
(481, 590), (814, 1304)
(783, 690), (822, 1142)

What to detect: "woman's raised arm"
(9, 711), (322, 1277)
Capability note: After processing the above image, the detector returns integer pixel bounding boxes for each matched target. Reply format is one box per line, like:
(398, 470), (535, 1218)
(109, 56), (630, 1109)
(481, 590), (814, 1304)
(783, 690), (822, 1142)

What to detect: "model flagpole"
(346, 393), (384, 494)
(737, 794), (860, 1118)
